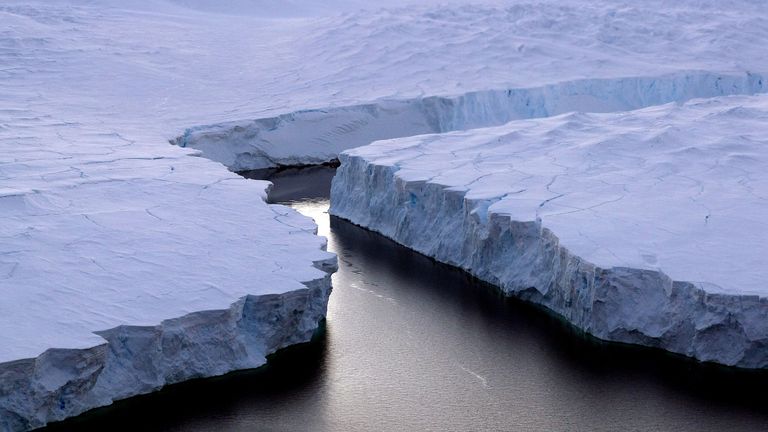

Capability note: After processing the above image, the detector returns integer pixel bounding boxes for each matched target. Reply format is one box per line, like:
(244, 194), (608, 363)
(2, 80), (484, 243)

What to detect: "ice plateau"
(173, 1), (768, 171)
(0, 135), (337, 431)
(330, 94), (768, 368)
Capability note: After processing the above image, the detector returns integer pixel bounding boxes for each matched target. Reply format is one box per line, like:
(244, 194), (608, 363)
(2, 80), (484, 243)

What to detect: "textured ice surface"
(330, 94), (768, 368)
(0, 143), (337, 362)
(0, 1), (350, 429)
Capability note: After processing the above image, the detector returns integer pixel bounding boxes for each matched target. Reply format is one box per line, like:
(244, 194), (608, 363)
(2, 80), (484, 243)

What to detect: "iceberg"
(330, 94), (768, 368)
(0, 140), (336, 429)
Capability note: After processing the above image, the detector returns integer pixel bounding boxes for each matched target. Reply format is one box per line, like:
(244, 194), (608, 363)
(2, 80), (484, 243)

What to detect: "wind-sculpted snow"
(330, 94), (768, 368)
(175, 72), (766, 171)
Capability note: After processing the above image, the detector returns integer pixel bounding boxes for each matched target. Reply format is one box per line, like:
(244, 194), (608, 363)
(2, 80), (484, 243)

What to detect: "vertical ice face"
(329, 95), (768, 368)
(174, 72), (767, 171)
(0, 279), (334, 431)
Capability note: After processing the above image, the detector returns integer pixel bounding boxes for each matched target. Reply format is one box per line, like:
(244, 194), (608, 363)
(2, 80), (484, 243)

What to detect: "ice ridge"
(173, 71), (766, 171)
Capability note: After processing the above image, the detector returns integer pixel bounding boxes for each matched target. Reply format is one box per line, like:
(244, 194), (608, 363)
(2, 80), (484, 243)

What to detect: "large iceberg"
(330, 94), (768, 368)
(0, 137), (336, 430)
(0, 2), (347, 428)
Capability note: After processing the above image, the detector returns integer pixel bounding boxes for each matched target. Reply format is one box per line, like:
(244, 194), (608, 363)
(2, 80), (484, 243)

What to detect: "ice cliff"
(173, 72), (766, 171)
(330, 94), (768, 368)
(0, 134), (336, 431)
(0, 277), (333, 431)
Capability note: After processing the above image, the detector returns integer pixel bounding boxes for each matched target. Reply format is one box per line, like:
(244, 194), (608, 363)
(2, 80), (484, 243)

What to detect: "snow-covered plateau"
(330, 94), (768, 368)
(2, 0), (768, 429)
(0, 141), (337, 430)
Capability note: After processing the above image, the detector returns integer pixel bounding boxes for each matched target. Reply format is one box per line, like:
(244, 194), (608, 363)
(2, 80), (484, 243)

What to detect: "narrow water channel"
(49, 166), (768, 431)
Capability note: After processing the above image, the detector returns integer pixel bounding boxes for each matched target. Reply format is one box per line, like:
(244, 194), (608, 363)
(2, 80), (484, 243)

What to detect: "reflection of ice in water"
(288, 198), (332, 240)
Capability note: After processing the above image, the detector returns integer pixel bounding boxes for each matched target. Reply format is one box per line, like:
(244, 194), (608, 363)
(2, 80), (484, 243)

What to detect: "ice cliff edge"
(330, 95), (768, 368)
(0, 156), (337, 431)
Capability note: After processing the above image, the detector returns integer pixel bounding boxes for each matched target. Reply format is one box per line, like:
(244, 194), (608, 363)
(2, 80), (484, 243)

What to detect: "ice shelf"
(330, 94), (768, 368)
(0, 135), (337, 429)
(3, 0), (768, 428)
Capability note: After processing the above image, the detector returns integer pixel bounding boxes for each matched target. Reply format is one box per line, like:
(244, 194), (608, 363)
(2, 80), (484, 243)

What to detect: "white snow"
(177, 72), (766, 171)
(0, 98), (338, 428)
(0, 144), (334, 362)
(336, 95), (768, 296)
(330, 94), (768, 367)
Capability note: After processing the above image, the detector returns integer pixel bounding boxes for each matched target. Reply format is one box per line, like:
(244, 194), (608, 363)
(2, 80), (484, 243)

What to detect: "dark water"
(48, 166), (768, 431)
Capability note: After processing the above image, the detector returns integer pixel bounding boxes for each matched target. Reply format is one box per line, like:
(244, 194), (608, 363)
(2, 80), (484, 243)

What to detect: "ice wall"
(0, 196), (337, 432)
(0, 274), (333, 431)
(0, 136), (338, 431)
(173, 71), (766, 171)
(329, 95), (768, 368)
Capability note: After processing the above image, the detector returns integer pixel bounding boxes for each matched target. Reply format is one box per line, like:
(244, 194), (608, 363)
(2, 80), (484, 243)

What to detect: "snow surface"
(0, 144), (334, 362)
(330, 94), (768, 367)
(3, 1), (768, 170)
(336, 95), (768, 296)
(178, 72), (766, 171)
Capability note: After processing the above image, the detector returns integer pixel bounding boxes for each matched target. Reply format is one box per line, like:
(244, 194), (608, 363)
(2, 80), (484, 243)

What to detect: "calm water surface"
(48, 166), (768, 431)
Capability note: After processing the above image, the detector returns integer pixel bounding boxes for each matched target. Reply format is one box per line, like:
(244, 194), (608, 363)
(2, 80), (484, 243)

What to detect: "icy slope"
(330, 94), (768, 368)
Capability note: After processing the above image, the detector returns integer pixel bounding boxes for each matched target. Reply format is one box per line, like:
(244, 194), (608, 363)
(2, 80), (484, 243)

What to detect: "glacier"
(168, 0), (768, 172)
(330, 94), (768, 368)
